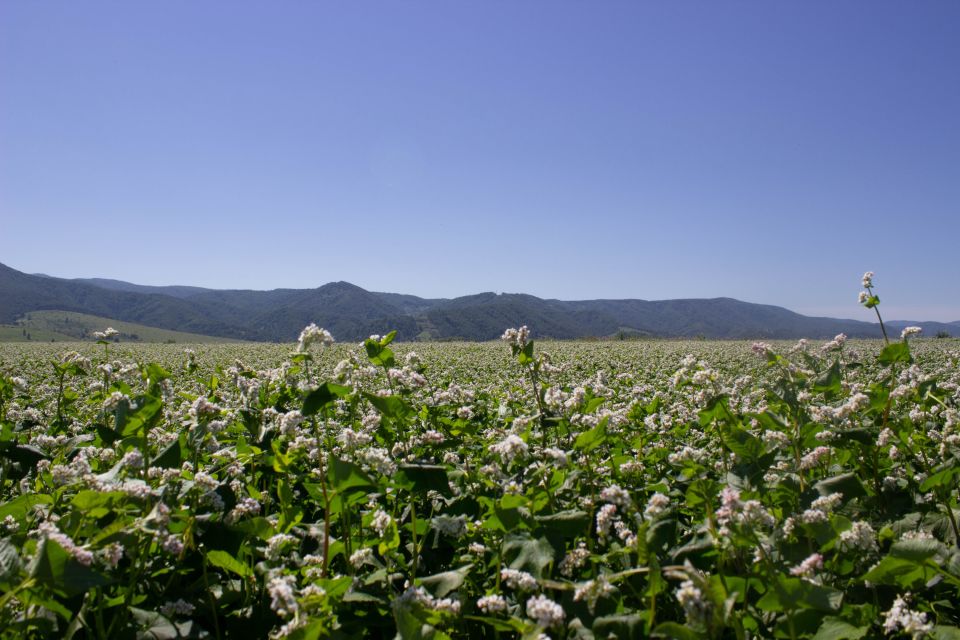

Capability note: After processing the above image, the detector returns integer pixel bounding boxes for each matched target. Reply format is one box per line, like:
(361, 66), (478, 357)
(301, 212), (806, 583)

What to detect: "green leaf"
(878, 342), (912, 365)
(303, 382), (352, 416)
(535, 510), (591, 538)
(366, 393), (413, 420)
(151, 436), (184, 469)
(815, 474), (867, 500)
(503, 535), (555, 578)
(755, 575), (842, 612)
(0, 537), (21, 582)
(583, 396), (606, 414)
(118, 394), (163, 437)
(594, 614), (646, 639)
(889, 538), (946, 562)
(812, 618), (869, 640)
(365, 336), (396, 368)
(652, 622), (702, 640)
(71, 490), (125, 512)
(419, 564), (472, 598)
(574, 416), (609, 453)
(394, 464), (452, 496)
(329, 457), (376, 494)
(287, 620), (329, 640)
(932, 627), (960, 640)
(721, 424), (765, 462)
(29, 538), (112, 597)
(699, 395), (734, 426)
(130, 607), (203, 639)
(0, 494), (53, 523)
(921, 467), (959, 492)
(861, 555), (936, 587)
(2, 444), (48, 468)
(517, 340), (535, 366)
(205, 549), (252, 578)
(143, 363), (171, 386)
(812, 361), (843, 398)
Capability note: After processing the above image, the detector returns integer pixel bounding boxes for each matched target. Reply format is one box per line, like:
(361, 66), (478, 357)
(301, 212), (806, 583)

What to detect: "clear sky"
(1, 1), (958, 321)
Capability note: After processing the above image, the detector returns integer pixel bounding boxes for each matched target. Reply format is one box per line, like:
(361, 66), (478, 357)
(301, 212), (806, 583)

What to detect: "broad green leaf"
(889, 538), (946, 562)
(0, 494), (53, 523)
(29, 538), (112, 597)
(535, 510), (591, 538)
(366, 393), (413, 420)
(812, 361), (843, 398)
(329, 457), (376, 493)
(130, 608), (203, 639)
(755, 575), (842, 612)
(151, 436), (184, 469)
(394, 464), (452, 496)
(419, 564), (472, 598)
(0, 537), (21, 582)
(503, 535), (555, 578)
(303, 382), (351, 416)
(652, 622), (702, 640)
(118, 394), (163, 437)
(812, 618), (869, 640)
(878, 342), (912, 365)
(815, 474), (867, 500)
(699, 395), (735, 426)
(206, 549), (252, 578)
(593, 614), (646, 639)
(574, 416), (609, 453)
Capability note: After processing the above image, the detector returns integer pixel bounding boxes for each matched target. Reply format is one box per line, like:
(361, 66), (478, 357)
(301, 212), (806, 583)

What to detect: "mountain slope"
(1, 263), (256, 340)
(2, 262), (955, 342)
(6, 310), (236, 343)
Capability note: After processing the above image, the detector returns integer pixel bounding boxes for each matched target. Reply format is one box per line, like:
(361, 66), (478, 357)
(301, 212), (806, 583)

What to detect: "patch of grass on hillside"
(0, 324), (75, 342)
(4, 310), (240, 343)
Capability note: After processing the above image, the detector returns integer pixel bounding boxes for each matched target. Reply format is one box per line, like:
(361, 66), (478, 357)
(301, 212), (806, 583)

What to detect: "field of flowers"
(1, 302), (960, 637)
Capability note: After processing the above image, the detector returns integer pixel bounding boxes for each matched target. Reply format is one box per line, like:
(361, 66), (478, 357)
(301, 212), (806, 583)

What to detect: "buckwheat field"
(1, 283), (958, 639)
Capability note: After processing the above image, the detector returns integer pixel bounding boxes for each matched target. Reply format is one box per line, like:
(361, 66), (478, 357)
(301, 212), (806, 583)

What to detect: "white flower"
(501, 326), (531, 349)
(525, 594), (565, 628)
(862, 271), (875, 288)
(160, 599), (195, 617)
(838, 521), (878, 554)
(559, 543), (590, 577)
(901, 326), (922, 340)
(371, 510), (393, 536)
(297, 323), (334, 352)
(349, 548), (373, 567)
(599, 484), (631, 508)
(883, 594), (933, 638)
(752, 342), (771, 358)
(789, 553), (824, 578)
(644, 492), (671, 518)
(268, 575), (299, 617)
(501, 568), (538, 591)
(490, 434), (529, 465)
(595, 504), (618, 538)
(573, 576), (615, 613)
(477, 594), (508, 614)
(676, 580), (709, 624)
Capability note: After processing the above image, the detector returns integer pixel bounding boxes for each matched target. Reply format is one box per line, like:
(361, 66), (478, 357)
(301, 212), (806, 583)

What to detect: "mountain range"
(1, 262), (956, 342)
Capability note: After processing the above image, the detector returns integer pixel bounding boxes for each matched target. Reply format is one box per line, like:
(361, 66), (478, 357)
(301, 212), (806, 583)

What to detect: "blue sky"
(1, 1), (958, 321)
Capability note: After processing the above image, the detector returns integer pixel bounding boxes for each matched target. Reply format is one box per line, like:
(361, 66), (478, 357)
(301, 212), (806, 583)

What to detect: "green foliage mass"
(0, 320), (958, 638)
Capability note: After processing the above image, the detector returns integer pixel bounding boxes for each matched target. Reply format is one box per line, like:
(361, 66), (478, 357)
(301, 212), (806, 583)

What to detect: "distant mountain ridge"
(4, 262), (957, 342)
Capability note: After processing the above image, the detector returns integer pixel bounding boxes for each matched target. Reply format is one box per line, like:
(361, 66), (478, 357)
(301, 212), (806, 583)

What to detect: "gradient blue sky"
(1, 1), (958, 321)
